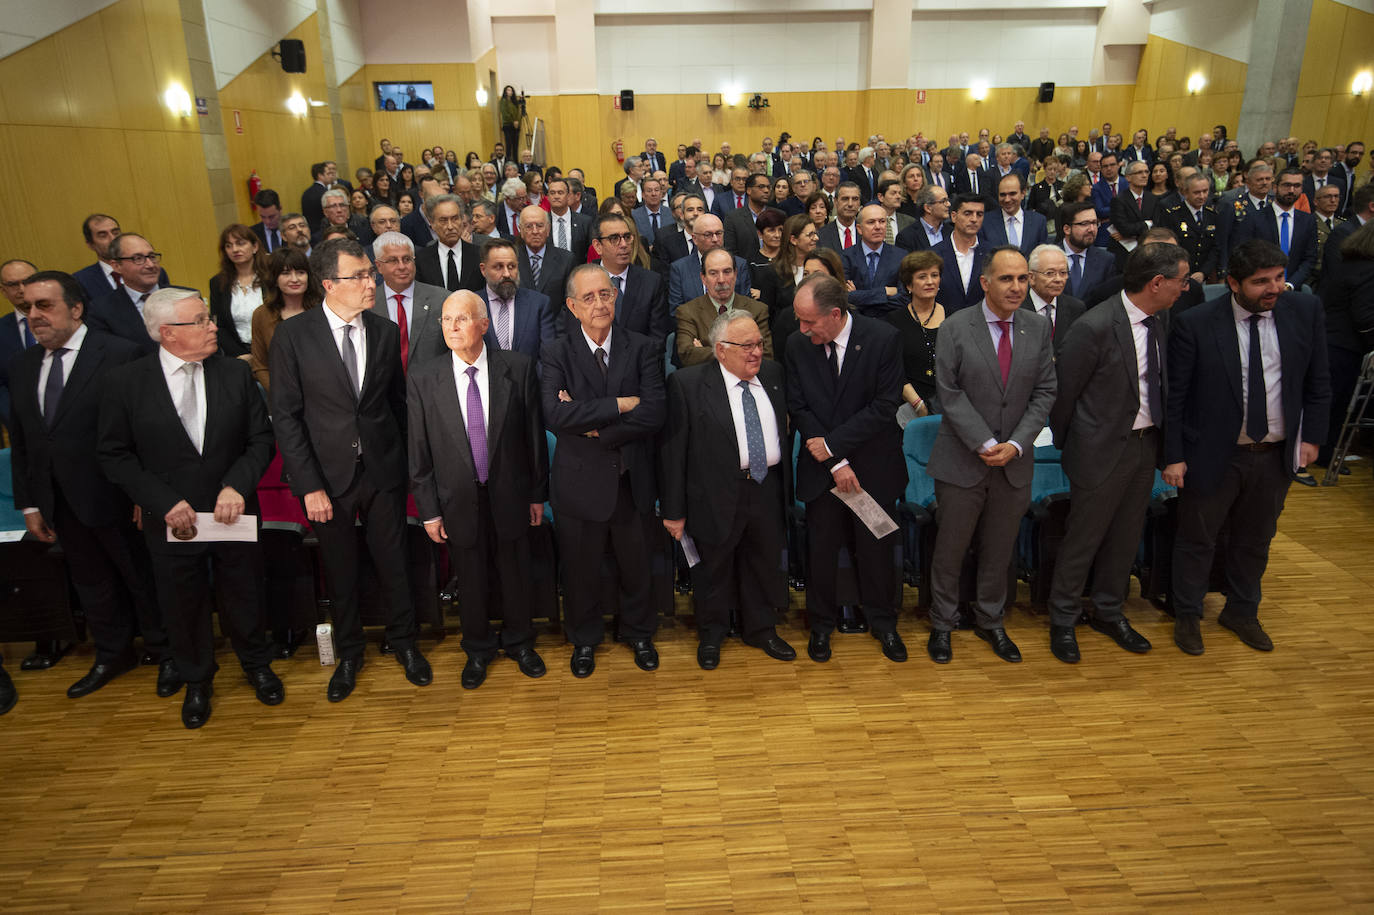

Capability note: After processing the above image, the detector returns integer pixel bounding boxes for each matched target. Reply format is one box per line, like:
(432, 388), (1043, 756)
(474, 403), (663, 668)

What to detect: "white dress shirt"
(720, 363), (781, 470)
(125, 284), (159, 315)
(1028, 288), (1057, 328)
(1120, 293), (1156, 430)
(582, 325), (613, 363)
(549, 210), (574, 251)
(1232, 299), (1284, 443)
(953, 240), (977, 294)
(323, 301), (367, 391)
(1272, 203), (1297, 243)
(229, 282), (263, 345)
(158, 343), (207, 453)
(35, 323), (86, 419)
(453, 345), (490, 431)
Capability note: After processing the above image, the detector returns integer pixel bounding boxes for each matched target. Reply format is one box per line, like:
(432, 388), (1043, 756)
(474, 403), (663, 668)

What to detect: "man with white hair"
(848, 146), (877, 202)
(496, 177), (530, 238)
(1021, 244), (1085, 350)
(313, 188), (367, 244)
(614, 156), (646, 203)
(99, 286), (279, 728)
(371, 231), (447, 372)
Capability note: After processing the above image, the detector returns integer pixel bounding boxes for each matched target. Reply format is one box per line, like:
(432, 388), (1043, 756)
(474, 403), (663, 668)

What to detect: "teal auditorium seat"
(0, 449), (82, 645)
(898, 416), (940, 592)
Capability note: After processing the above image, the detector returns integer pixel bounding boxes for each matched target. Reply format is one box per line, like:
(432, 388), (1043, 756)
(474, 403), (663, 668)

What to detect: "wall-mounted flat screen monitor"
(374, 82), (434, 111)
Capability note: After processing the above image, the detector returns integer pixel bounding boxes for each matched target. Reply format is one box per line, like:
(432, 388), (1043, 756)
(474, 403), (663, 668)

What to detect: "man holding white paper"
(98, 288), (279, 729)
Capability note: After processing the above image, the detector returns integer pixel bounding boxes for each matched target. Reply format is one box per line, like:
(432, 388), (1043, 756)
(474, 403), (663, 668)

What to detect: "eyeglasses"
(597, 232), (634, 245)
(574, 289), (617, 306)
(329, 272), (375, 284)
(719, 340), (763, 352)
(1033, 269), (1069, 279)
(377, 256), (415, 267)
(694, 230), (724, 240)
(117, 252), (162, 265)
(165, 313), (216, 327)
(1071, 220), (1100, 228)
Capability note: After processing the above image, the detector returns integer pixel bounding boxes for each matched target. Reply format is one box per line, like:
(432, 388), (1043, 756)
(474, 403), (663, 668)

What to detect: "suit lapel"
(1211, 299), (1243, 408)
(701, 361), (736, 441)
(361, 313), (385, 395)
(605, 329), (631, 394)
(969, 307), (1003, 389)
(149, 355), (199, 454)
(835, 315), (862, 399)
(486, 352), (511, 454)
(314, 308), (358, 399)
(437, 357), (477, 478)
(1109, 301), (1138, 400)
(50, 336), (102, 429)
(200, 359), (222, 457)
(512, 291), (533, 352)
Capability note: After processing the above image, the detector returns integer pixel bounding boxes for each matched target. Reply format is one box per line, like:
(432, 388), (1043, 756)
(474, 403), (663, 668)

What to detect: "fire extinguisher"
(612, 138), (625, 164)
(248, 170), (262, 211)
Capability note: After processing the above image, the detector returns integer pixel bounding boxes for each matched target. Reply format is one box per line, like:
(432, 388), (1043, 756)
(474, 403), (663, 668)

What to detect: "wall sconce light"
(476, 85), (488, 106)
(163, 83), (192, 117)
(723, 86), (742, 107)
(970, 81), (988, 102)
(286, 92), (308, 117)
(1187, 72), (1206, 95)
(1353, 71), (1373, 97)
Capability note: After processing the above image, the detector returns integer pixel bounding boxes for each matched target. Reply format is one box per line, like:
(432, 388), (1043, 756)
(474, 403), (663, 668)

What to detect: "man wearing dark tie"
(98, 288), (280, 728)
(660, 309), (797, 669)
(1163, 240), (1330, 655)
(370, 231), (448, 373)
(1158, 173), (1221, 283)
(817, 184), (863, 254)
(583, 213), (670, 348)
(9, 271), (170, 698)
(841, 204), (908, 316)
(1020, 245), (1084, 350)
(925, 247), (1056, 663)
(409, 290), (549, 689)
(1060, 201), (1119, 301)
(516, 206), (574, 305)
(675, 249), (772, 367)
(642, 137), (667, 174)
(545, 177), (593, 263)
(0, 259), (38, 434)
(250, 189), (285, 253)
(542, 265), (666, 677)
(1230, 169), (1318, 291)
(414, 196), (482, 293)
(1044, 244), (1190, 663)
(71, 214), (171, 305)
(786, 273), (908, 664)
(86, 234), (166, 353)
(270, 239), (434, 701)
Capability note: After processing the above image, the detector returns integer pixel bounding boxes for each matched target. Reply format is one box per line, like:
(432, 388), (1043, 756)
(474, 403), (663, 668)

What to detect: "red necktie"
(843, 227), (853, 248)
(996, 320), (1012, 386)
(113, 271), (124, 288)
(1136, 194), (1142, 210)
(395, 294), (409, 373)
(1110, 182), (1118, 196)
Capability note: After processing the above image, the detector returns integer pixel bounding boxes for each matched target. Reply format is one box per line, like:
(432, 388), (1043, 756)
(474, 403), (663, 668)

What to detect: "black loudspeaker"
(620, 89), (635, 111)
(280, 39), (306, 73)
(1038, 82), (1055, 103)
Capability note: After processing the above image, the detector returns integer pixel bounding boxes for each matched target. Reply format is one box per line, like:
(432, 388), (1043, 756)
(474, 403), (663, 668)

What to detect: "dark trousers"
(52, 487), (165, 664)
(308, 463), (416, 658)
(929, 470), (1029, 631)
(804, 490), (900, 635)
(446, 487), (534, 657)
(1171, 446), (1290, 619)
(152, 543), (272, 685)
(694, 471), (787, 645)
(556, 474), (656, 646)
(502, 124), (519, 160)
(1319, 345), (1363, 465)
(1047, 430), (1158, 626)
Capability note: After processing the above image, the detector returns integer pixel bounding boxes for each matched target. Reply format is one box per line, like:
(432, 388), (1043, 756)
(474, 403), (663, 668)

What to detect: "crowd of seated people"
(0, 118), (1365, 727)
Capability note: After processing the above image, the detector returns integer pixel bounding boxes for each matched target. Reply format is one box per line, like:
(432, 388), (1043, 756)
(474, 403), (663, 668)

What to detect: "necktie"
(446, 248), (460, 291)
(42, 347), (68, 427)
(970, 171), (978, 195)
(269, 228), (279, 251)
(1110, 181), (1118, 196)
(496, 299), (512, 350)
(1044, 302), (1055, 335)
(736, 194), (744, 208)
(464, 366), (488, 483)
(394, 294), (409, 373)
(178, 362), (200, 452)
(1136, 194), (1143, 211)
(843, 226), (853, 248)
(1069, 253), (1083, 294)
(1143, 315), (1163, 427)
(867, 251), (879, 285)
(996, 320), (1012, 386)
(884, 217), (895, 244)
(112, 271), (123, 289)
(21, 318), (35, 348)
(827, 342), (839, 380)
(556, 217), (568, 250)
(530, 253), (541, 288)
(1008, 215), (1019, 247)
(1317, 177), (1325, 189)
(650, 211), (658, 233)
(340, 324), (360, 399)
(1279, 211), (1290, 255)
(738, 380), (767, 483)
(595, 346), (608, 379)
(1247, 315), (1267, 442)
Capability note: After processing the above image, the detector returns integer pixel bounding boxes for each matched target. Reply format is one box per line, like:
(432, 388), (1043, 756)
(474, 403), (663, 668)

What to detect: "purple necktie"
(465, 365), (489, 483)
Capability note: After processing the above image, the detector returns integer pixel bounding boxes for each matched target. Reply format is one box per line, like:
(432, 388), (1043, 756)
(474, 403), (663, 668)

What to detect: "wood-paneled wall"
(1292, 0), (1374, 146)
(1129, 35), (1246, 146)
(0, 0), (218, 292)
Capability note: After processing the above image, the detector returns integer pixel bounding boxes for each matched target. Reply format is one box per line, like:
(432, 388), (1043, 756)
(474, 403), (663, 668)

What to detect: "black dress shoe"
(156, 658), (184, 698)
(975, 626), (1022, 662)
(927, 630), (952, 664)
(570, 645), (596, 678)
(67, 653), (137, 698)
(181, 684), (212, 729)
(1217, 611), (1273, 651)
(1050, 624), (1080, 663)
(245, 668), (285, 706)
(461, 652), (496, 690)
(697, 641), (721, 670)
(836, 607), (869, 634)
(1174, 615), (1204, 655)
(1088, 617), (1152, 653)
(21, 640), (64, 671)
(327, 656), (363, 702)
(1294, 472), (1318, 487)
(396, 646), (433, 686)
(751, 635), (797, 662)
(0, 666), (16, 715)
(807, 630), (831, 662)
(875, 630), (908, 662)
(511, 647), (547, 679)
(273, 629), (302, 660)
(628, 639), (659, 671)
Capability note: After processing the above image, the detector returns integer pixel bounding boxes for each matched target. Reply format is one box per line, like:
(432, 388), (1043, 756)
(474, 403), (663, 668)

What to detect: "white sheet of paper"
(829, 487), (900, 539)
(680, 533), (701, 568)
(166, 513), (258, 543)
(0, 530), (26, 543)
(1034, 426), (1054, 447)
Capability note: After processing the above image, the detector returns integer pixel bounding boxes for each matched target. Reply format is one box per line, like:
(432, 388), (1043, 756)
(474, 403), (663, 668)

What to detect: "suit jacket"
(540, 327), (665, 520)
(269, 305), (408, 497)
(845, 166), (877, 203)
(894, 218), (950, 253)
(841, 242), (908, 315)
(72, 262), (170, 304)
(300, 182), (329, 232)
(651, 225), (691, 277)
(0, 313), (32, 429)
(548, 210), (593, 263)
(952, 166), (997, 205)
(415, 241), (483, 292)
(818, 220), (863, 254)
(1158, 203), (1221, 279)
(1109, 190), (1159, 242)
(86, 287), (157, 354)
(206, 275), (254, 358)
(10, 330), (142, 527)
(925, 166), (953, 194)
(932, 237), (994, 313)
(674, 293), (772, 367)
(659, 360), (791, 546)
(372, 281), (448, 370)
(1063, 244), (1118, 301)
(478, 287), (555, 368)
(400, 209), (436, 250)
(711, 189), (746, 219)
(408, 347), (547, 545)
(1049, 295), (1167, 488)
(668, 252), (751, 312)
(1027, 179), (1064, 220)
(1231, 205), (1319, 290)
(1019, 293), (1085, 351)
(250, 221), (286, 253)
(1319, 216), (1363, 291)
(516, 243), (574, 304)
(724, 205), (785, 263)
(1091, 176), (1130, 244)
(927, 304), (1057, 488)
(98, 352), (273, 554)
(642, 150), (667, 173)
(785, 313), (906, 504)
(1119, 145), (1154, 166)
(981, 208), (1049, 256)
(1165, 291), (1330, 491)
(668, 159), (691, 189)
(566, 264), (671, 348)
(1303, 172), (1347, 215)
(631, 205), (672, 248)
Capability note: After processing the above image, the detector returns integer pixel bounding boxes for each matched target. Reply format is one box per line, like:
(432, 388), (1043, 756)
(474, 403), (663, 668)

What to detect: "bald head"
(691, 214), (725, 252)
(519, 204), (549, 250)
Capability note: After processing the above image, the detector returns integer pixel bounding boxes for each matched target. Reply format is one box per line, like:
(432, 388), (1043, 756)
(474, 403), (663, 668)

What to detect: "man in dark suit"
(632, 178), (672, 249)
(711, 167), (750, 219)
(541, 265), (666, 678)
(587, 213), (671, 349)
(675, 249), (773, 367)
(1090, 152), (1129, 246)
(1158, 173), (1222, 283)
(1027, 156), (1066, 221)
(668, 214), (751, 312)
(1230, 169), (1319, 291)
(409, 290), (549, 689)
(249, 189), (285, 253)
(651, 193), (698, 277)
(10, 271), (169, 696)
(566, 172), (598, 217)
(300, 161), (337, 232)
(515, 206), (574, 304)
(660, 309), (796, 669)
(370, 232), (447, 373)
(0, 259), (38, 433)
(933, 194), (994, 313)
(477, 238), (555, 370)
(398, 178), (441, 250)
(724, 173), (784, 264)
(981, 174), (1048, 256)
(1044, 244), (1190, 663)
(1217, 160), (1274, 268)
(1021, 245), (1085, 349)
(312, 189), (370, 245)
(1164, 240), (1330, 654)
(952, 152), (996, 210)
(72, 214), (170, 304)
(841, 204), (908, 316)
(1319, 182), (1374, 286)
(270, 239), (433, 702)
(414, 196), (483, 293)
(98, 288), (279, 729)
(1303, 148), (1347, 215)
(817, 183), (864, 254)
(925, 248), (1056, 663)
(546, 176), (593, 263)
(86, 234), (166, 354)
(895, 186), (952, 253)
(641, 138), (667, 174)
(668, 146), (695, 191)
(1109, 161), (1160, 248)
(1060, 201), (1119, 301)
(786, 273), (908, 664)
(845, 147), (878, 203)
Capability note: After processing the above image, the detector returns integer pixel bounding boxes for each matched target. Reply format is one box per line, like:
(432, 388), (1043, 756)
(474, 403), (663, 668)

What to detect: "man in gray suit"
(371, 232), (447, 372)
(926, 246), (1056, 663)
(1044, 243), (1190, 663)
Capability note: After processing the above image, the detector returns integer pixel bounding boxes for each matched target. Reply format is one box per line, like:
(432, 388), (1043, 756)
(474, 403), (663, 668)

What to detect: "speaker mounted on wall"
(1038, 82), (1055, 103)
(619, 90), (635, 111)
(279, 39), (306, 74)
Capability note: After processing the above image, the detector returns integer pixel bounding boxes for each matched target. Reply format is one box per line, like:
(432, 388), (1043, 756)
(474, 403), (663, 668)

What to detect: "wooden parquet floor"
(3, 469), (1374, 912)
